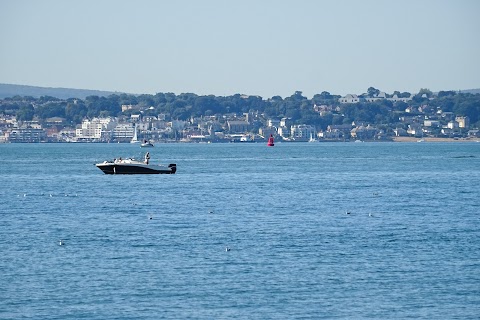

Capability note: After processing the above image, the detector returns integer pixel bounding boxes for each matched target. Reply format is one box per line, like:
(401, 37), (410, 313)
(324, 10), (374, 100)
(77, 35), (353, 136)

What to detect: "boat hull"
(96, 163), (176, 174)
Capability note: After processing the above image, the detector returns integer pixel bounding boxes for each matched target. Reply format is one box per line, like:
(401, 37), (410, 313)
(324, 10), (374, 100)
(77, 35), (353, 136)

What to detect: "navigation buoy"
(267, 134), (274, 147)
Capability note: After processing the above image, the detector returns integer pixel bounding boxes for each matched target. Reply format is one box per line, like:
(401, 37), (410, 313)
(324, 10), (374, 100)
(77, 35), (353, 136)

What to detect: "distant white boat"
(130, 124), (139, 143)
(309, 132), (317, 142)
(140, 139), (154, 147)
(240, 134), (254, 142)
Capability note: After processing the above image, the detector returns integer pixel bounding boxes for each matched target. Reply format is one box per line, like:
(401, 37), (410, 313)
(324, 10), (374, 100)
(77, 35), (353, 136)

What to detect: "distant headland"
(0, 83), (123, 100)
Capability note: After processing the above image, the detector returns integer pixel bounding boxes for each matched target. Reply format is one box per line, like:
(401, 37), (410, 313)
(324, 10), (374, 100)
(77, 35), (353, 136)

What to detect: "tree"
(16, 104), (35, 121)
(85, 96), (120, 118)
(194, 96), (221, 117)
(38, 95), (60, 103)
(164, 92), (177, 103)
(65, 102), (87, 124)
(454, 96), (480, 124)
(320, 91), (332, 99)
(418, 88), (433, 98)
(35, 102), (66, 120)
(393, 101), (408, 112)
(171, 107), (189, 120)
(313, 91), (333, 105)
(367, 87), (380, 97)
(288, 91), (307, 101)
(118, 93), (138, 106)
(137, 94), (155, 108)
(438, 90), (456, 98)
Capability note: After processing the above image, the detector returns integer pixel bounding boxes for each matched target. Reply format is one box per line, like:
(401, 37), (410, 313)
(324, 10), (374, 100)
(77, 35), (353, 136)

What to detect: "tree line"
(1, 88), (479, 129)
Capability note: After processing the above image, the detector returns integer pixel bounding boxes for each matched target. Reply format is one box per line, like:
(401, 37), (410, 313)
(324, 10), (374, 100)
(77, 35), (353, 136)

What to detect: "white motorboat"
(95, 152), (176, 174)
(140, 139), (154, 147)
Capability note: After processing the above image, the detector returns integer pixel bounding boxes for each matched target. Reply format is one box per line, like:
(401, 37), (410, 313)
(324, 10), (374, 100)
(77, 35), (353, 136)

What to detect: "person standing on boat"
(144, 152), (150, 164)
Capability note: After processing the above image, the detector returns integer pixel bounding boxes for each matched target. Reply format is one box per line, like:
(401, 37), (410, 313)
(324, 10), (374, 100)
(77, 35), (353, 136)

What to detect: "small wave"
(452, 155), (476, 158)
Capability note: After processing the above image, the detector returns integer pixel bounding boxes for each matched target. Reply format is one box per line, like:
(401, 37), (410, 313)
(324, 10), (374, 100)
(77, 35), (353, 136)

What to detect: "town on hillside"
(0, 87), (479, 143)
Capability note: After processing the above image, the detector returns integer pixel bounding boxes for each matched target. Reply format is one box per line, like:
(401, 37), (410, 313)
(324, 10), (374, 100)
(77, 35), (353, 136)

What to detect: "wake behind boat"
(95, 152), (176, 174)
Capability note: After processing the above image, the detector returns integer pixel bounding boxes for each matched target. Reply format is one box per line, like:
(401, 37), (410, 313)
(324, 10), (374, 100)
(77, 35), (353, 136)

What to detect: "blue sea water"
(0, 142), (479, 319)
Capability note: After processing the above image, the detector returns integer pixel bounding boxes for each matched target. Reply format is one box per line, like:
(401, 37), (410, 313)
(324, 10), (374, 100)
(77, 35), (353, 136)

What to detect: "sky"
(0, 0), (479, 98)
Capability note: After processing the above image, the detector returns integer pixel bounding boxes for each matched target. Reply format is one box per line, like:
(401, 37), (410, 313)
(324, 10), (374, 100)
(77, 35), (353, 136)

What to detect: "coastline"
(1, 137), (480, 143)
(392, 137), (479, 143)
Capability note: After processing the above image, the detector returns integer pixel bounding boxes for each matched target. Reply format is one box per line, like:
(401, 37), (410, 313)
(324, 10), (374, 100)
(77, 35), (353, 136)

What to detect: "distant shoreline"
(1, 138), (480, 144)
(392, 137), (479, 143)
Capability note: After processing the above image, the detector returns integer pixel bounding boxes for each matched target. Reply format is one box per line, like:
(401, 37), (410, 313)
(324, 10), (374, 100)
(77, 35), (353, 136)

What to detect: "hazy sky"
(0, 0), (479, 98)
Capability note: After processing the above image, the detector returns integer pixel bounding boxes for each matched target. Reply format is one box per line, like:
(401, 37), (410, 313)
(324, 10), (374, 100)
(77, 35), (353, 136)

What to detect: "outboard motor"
(168, 164), (177, 174)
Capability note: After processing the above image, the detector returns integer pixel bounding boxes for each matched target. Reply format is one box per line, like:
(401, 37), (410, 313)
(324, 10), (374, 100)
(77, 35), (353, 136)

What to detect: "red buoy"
(267, 134), (274, 146)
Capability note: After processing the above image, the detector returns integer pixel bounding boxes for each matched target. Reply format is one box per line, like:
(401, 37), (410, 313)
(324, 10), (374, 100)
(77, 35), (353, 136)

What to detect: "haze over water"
(1, 142), (479, 319)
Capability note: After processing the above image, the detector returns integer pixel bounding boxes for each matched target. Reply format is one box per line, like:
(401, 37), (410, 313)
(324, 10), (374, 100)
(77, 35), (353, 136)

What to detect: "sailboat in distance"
(130, 123), (139, 143)
(267, 134), (274, 147)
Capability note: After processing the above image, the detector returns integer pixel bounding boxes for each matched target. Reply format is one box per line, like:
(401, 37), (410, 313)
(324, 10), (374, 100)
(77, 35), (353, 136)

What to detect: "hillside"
(460, 88), (480, 95)
(0, 83), (122, 99)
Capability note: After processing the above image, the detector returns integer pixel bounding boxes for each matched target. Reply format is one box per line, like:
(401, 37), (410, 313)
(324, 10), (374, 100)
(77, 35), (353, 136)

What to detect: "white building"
(339, 94), (360, 104)
(76, 118), (117, 141)
(424, 120), (440, 127)
(364, 92), (386, 102)
(455, 116), (469, 128)
(447, 121), (459, 129)
(277, 126), (289, 138)
(388, 94), (412, 103)
(113, 123), (135, 141)
(290, 124), (316, 140)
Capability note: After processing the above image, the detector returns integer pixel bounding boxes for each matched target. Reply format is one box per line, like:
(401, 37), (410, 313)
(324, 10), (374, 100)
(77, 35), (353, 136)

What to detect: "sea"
(1, 142), (479, 319)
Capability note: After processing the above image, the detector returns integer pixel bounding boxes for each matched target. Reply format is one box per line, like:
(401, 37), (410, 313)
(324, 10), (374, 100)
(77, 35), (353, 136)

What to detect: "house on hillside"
(407, 124), (423, 137)
(350, 125), (377, 140)
(327, 124), (352, 136)
(339, 94), (360, 104)
(364, 92), (387, 102)
(388, 94), (412, 103)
